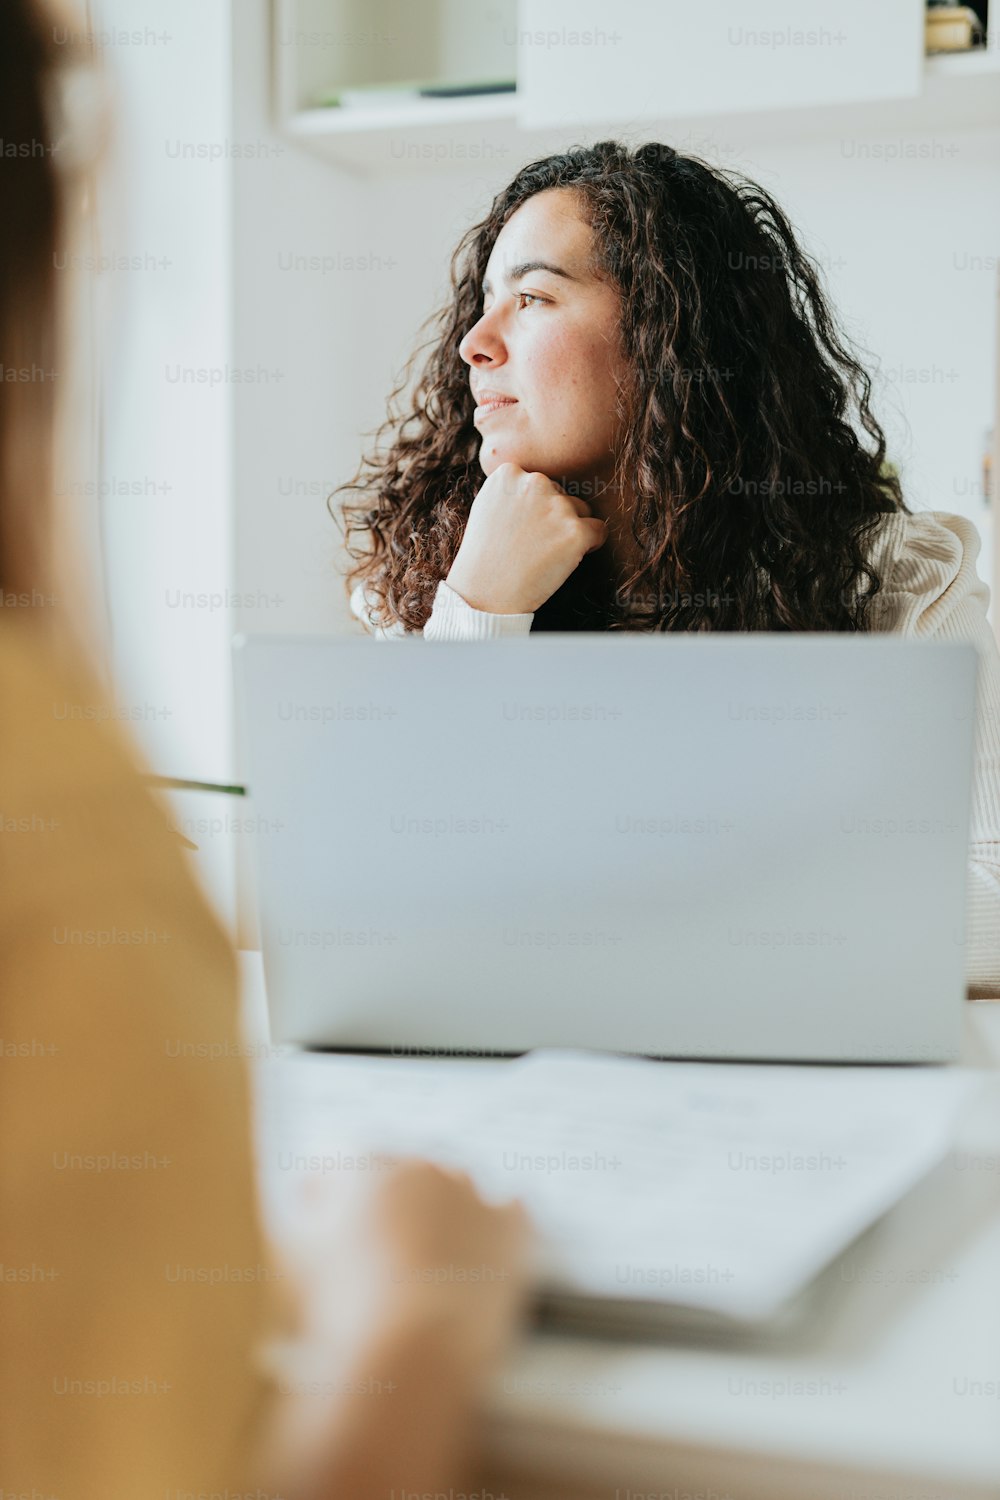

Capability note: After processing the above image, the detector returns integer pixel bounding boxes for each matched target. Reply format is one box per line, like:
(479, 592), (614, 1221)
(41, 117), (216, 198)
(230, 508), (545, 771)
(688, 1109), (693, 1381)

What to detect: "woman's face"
(458, 188), (627, 498)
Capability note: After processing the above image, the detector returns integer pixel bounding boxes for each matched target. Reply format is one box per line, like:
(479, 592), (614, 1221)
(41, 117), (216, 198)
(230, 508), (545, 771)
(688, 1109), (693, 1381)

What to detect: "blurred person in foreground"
(0, 3), (532, 1497)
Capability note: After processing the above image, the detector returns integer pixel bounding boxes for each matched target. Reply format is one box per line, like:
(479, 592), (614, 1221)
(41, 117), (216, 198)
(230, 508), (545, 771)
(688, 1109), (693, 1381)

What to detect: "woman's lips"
(474, 397), (518, 423)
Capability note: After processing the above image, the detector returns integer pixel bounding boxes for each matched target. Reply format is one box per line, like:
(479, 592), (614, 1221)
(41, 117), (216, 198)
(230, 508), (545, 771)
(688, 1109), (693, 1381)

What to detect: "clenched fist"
(445, 462), (608, 615)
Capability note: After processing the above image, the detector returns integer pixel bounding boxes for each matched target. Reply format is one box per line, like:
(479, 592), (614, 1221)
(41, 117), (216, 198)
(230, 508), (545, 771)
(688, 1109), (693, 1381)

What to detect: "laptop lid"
(234, 634), (977, 1062)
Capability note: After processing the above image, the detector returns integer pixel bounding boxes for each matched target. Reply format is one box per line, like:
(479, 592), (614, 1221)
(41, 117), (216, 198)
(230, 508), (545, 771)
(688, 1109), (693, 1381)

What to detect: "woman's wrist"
(442, 572), (531, 616)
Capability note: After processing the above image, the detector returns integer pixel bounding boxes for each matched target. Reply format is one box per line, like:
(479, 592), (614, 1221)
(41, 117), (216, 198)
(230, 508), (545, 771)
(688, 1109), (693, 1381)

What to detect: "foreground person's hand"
(372, 1158), (533, 1374)
(258, 1158), (534, 1500)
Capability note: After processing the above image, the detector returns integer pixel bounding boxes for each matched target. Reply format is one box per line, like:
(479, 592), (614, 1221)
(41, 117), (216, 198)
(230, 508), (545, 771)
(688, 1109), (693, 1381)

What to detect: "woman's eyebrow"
(481, 259), (580, 295)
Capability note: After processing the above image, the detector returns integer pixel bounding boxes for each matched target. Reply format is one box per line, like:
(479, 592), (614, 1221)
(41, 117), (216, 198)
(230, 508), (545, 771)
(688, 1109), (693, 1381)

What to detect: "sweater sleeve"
(349, 579), (534, 640)
(876, 510), (1000, 997)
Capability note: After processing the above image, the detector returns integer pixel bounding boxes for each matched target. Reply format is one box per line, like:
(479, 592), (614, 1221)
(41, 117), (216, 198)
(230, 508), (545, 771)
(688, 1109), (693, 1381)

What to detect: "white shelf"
(289, 90), (519, 137)
(277, 45), (1000, 175)
(925, 44), (1000, 75)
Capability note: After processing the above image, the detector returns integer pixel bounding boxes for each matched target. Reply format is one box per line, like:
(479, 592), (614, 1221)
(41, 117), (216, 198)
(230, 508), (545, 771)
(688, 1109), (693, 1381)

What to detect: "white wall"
(85, 0), (237, 934)
(232, 0), (363, 641)
(93, 0), (235, 781)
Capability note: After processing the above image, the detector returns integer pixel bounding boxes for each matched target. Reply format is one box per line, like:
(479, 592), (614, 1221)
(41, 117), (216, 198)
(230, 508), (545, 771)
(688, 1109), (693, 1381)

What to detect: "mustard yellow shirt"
(0, 618), (271, 1499)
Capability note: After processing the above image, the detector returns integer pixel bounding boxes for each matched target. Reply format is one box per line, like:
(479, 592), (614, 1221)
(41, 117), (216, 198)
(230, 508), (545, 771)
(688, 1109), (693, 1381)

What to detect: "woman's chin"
(479, 444), (514, 476)
(478, 443), (545, 477)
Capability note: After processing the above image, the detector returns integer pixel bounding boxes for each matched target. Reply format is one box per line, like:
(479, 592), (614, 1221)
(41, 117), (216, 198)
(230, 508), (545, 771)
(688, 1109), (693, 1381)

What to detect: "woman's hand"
(257, 1161), (533, 1500)
(372, 1159), (533, 1377)
(445, 461), (608, 615)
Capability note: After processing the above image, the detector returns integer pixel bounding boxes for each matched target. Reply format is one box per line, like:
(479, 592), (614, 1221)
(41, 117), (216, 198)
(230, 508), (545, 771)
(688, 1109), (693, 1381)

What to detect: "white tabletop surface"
(240, 953), (1000, 1500)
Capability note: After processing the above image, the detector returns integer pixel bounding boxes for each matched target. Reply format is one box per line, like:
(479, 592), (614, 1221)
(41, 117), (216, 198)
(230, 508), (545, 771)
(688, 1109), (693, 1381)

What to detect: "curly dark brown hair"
(333, 140), (907, 634)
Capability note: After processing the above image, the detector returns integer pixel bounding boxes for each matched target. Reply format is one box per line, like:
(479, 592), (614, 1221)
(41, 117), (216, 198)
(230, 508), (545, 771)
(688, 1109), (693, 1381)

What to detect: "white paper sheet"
(255, 1049), (978, 1323)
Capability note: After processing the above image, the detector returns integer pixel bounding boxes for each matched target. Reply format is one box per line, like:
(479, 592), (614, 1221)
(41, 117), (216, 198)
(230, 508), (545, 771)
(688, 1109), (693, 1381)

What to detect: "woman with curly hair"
(336, 140), (1000, 992)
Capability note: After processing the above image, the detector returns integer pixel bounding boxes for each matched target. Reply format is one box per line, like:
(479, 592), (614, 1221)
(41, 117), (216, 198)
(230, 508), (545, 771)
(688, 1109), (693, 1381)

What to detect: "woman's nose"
(459, 306), (505, 367)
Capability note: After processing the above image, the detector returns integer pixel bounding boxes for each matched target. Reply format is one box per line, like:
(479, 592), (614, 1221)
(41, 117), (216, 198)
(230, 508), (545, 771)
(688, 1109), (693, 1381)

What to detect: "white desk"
(240, 954), (1000, 1500)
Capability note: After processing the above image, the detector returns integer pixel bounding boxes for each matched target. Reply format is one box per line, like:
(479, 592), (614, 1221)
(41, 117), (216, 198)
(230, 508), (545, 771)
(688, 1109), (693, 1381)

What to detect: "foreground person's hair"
(0, 0), (62, 602)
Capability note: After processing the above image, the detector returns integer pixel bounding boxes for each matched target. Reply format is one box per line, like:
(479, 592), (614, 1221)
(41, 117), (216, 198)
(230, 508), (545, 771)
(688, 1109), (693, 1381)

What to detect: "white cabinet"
(515, 0), (926, 129)
(274, 0), (517, 115)
(268, 0), (1000, 174)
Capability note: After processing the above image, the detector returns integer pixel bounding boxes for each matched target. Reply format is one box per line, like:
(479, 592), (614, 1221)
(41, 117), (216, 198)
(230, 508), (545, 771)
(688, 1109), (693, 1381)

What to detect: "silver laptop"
(233, 634), (978, 1063)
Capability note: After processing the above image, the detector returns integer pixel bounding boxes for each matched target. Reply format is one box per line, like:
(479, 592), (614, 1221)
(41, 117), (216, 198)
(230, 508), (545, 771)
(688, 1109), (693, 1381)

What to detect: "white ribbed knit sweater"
(350, 510), (1000, 997)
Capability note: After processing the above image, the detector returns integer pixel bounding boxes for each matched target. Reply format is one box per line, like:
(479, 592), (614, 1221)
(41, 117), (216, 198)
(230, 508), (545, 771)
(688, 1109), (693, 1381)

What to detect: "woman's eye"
(476, 291), (547, 317)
